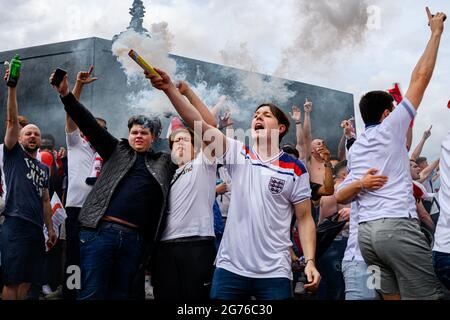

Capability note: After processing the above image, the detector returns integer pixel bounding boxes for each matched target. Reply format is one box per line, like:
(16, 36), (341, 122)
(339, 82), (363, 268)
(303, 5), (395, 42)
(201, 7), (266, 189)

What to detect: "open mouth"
(254, 123), (265, 131)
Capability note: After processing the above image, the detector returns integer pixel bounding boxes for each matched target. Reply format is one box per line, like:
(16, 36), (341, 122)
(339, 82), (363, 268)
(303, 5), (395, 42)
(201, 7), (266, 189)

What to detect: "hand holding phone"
(51, 68), (67, 88)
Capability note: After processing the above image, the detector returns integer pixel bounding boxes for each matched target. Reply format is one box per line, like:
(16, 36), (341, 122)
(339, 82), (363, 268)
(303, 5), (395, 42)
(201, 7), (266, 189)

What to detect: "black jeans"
(153, 239), (216, 301)
(63, 207), (81, 300)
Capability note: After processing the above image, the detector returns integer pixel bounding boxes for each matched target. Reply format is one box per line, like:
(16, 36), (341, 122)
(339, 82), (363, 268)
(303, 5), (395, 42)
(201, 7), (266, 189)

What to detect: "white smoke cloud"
(112, 25), (177, 82)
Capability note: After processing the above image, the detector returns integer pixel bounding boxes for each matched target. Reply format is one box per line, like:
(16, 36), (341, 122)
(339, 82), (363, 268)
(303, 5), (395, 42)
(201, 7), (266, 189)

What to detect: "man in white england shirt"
(336, 8), (446, 300)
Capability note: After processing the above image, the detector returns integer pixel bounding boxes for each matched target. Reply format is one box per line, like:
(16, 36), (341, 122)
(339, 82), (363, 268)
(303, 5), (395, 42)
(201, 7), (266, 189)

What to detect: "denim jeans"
(433, 251), (450, 290)
(317, 237), (348, 300)
(78, 222), (144, 300)
(342, 260), (380, 300)
(210, 268), (292, 300)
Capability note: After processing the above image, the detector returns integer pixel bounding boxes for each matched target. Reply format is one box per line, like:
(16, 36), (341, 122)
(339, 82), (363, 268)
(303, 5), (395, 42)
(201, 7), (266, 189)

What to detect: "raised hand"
(175, 80), (191, 96)
(49, 73), (70, 97)
(317, 144), (331, 163)
(427, 7), (446, 34)
(423, 125), (432, 140)
(290, 105), (302, 122)
(219, 109), (234, 129)
(304, 98), (313, 114)
(76, 66), (98, 85)
(145, 68), (174, 92)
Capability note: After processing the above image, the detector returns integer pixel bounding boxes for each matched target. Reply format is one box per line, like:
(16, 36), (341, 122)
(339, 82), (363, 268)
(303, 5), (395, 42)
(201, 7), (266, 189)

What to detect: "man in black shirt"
(50, 72), (176, 300)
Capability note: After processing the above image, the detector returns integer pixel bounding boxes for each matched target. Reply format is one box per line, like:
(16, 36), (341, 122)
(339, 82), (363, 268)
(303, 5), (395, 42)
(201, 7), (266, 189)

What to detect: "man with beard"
(1, 69), (57, 300)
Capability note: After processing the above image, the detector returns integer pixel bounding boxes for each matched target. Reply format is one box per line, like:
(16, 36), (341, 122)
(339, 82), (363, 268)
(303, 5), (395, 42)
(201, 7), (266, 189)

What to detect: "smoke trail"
(219, 42), (260, 73)
(275, 0), (369, 79)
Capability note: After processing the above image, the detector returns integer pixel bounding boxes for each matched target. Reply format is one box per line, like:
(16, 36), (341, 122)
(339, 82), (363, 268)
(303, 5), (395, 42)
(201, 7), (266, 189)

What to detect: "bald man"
(1, 70), (57, 300)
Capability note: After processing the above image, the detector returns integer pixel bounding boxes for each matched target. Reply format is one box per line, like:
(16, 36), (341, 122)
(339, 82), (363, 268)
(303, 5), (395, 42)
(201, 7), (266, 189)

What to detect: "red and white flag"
(43, 193), (67, 250)
(166, 116), (186, 139)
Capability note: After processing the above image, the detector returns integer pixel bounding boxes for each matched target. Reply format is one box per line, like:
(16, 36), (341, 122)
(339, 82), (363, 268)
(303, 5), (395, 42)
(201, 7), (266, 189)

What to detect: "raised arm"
(316, 145), (334, 196)
(418, 158), (440, 183)
(303, 99), (313, 162)
(411, 126), (432, 160)
(50, 73), (118, 161)
(405, 8), (446, 109)
(4, 70), (20, 150)
(146, 69), (228, 158)
(289, 105), (306, 160)
(210, 95), (227, 119)
(67, 67), (98, 133)
(176, 80), (217, 127)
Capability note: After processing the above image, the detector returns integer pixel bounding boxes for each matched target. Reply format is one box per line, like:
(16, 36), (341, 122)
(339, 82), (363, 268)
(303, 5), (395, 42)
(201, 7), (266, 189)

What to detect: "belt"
(97, 220), (142, 234)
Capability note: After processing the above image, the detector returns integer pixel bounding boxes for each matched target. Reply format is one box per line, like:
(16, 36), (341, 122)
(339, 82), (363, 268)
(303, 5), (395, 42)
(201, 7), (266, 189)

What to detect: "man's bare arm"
(177, 81), (217, 127)
(67, 67), (98, 133)
(411, 126), (432, 161)
(336, 169), (389, 204)
(289, 106), (306, 160)
(418, 159), (440, 183)
(4, 70), (20, 150)
(303, 99), (313, 162)
(295, 200), (320, 290)
(405, 8), (445, 109)
(147, 69), (228, 157)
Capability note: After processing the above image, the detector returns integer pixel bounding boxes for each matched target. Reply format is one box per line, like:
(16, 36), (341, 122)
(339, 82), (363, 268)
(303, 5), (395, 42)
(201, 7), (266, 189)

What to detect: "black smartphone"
(51, 68), (67, 87)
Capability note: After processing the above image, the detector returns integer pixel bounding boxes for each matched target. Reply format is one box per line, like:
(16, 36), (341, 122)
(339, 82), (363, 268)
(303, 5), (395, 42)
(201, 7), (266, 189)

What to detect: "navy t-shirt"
(105, 153), (162, 230)
(3, 143), (49, 228)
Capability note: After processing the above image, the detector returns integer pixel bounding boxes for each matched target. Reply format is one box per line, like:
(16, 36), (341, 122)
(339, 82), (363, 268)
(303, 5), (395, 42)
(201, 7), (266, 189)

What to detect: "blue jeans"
(433, 251), (450, 290)
(342, 260), (380, 300)
(317, 237), (348, 300)
(78, 222), (144, 300)
(210, 268), (292, 300)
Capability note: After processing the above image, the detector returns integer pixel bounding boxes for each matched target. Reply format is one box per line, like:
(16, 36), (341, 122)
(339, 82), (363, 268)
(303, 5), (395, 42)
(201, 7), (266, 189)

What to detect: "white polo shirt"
(161, 152), (217, 241)
(65, 129), (97, 208)
(433, 132), (450, 254)
(343, 98), (417, 223)
(215, 138), (311, 280)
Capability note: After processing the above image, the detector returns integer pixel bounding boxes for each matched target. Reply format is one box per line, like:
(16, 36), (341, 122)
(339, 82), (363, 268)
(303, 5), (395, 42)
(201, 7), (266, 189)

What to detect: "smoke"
(275, 0), (369, 79)
(112, 23), (177, 83)
(219, 42), (260, 73)
(111, 24), (178, 118)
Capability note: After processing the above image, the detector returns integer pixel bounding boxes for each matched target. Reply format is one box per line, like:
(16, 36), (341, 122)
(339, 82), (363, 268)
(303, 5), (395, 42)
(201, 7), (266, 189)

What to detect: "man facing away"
(336, 8), (446, 300)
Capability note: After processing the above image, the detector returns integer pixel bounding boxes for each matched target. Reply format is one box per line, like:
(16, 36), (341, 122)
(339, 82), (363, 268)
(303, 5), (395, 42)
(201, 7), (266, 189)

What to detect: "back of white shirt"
(161, 153), (217, 241)
(65, 129), (96, 208)
(344, 98), (417, 223)
(216, 138), (311, 280)
(433, 132), (450, 253)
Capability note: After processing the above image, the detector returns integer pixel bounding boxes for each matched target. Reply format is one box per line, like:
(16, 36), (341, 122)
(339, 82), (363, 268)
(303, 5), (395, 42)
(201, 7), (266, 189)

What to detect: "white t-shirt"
(342, 202), (364, 262)
(65, 129), (97, 208)
(343, 98), (418, 223)
(433, 132), (450, 254)
(217, 166), (232, 218)
(0, 144), (5, 201)
(161, 152), (217, 241)
(215, 138), (311, 280)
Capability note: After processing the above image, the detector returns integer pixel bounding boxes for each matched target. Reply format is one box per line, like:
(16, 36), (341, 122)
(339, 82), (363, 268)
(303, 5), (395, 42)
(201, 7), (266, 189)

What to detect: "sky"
(0, 0), (449, 160)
